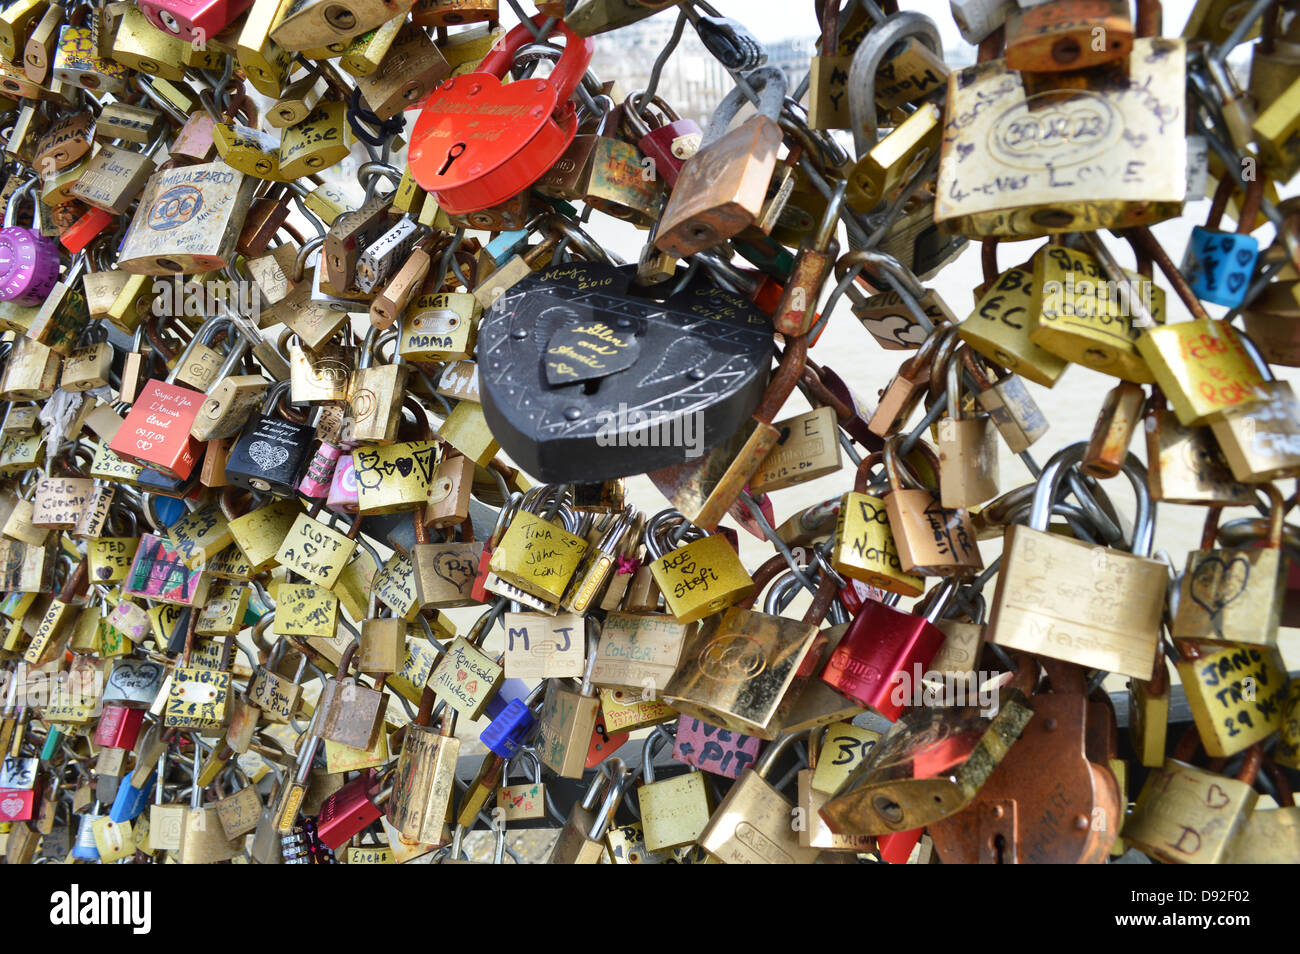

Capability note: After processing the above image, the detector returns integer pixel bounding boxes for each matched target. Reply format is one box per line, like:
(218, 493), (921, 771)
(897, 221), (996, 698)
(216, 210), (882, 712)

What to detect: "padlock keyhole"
(439, 143), (467, 176)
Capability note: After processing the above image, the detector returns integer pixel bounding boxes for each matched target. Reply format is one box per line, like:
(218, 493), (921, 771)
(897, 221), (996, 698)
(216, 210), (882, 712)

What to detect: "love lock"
(409, 15), (594, 214)
(477, 260), (773, 481)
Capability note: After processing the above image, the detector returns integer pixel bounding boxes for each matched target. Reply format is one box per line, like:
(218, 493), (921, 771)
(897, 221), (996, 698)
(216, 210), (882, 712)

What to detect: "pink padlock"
(0, 180), (59, 305)
(137, 0), (254, 45)
(326, 452), (359, 514)
(299, 441), (343, 499)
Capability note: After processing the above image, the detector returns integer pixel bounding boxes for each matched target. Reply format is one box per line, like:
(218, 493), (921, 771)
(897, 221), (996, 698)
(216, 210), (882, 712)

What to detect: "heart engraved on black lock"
(478, 260), (773, 482)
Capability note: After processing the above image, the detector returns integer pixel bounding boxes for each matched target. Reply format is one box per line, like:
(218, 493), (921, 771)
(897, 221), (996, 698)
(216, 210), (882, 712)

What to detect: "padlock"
(832, 452), (924, 597)
(1183, 175), (1264, 309)
(1175, 638), (1289, 758)
(879, 438), (982, 577)
(644, 512), (754, 624)
(0, 179), (59, 305)
(1029, 242), (1164, 383)
(1173, 486), (1288, 647)
(662, 565), (827, 738)
(1126, 733), (1264, 864)
(222, 389), (319, 497)
(697, 733), (821, 863)
(963, 350), (1050, 455)
(1144, 392), (1255, 506)
(936, 346), (999, 509)
(316, 642), (388, 752)
(621, 92), (702, 190)
(478, 259), (772, 483)
(959, 261), (1068, 387)
(271, 0), (412, 52)
(936, 36), (1187, 237)
(137, 0), (254, 45)
(536, 622), (604, 778)
(546, 758), (629, 864)
(988, 445), (1167, 679)
(1139, 318), (1271, 427)
(487, 489), (588, 606)
(636, 725), (713, 852)
(118, 161), (257, 274)
(1004, 0), (1132, 72)
(1082, 381), (1146, 479)
(928, 660), (1120, 863)
(820, 578), (959, 722)
(655, 66), (785, 256)
(409, 17), (593, 213)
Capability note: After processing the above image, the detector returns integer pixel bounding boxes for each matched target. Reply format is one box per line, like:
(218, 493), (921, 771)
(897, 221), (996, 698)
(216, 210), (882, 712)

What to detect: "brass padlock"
(645, 512), (754, 624)
(697, 734), (821, 864)
(988, 445), (1165, 680)
(881, 438), (982, 578)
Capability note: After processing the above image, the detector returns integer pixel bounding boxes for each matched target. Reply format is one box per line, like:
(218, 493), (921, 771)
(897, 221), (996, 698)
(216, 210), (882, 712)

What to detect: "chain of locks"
(0, 0), (1298, 865)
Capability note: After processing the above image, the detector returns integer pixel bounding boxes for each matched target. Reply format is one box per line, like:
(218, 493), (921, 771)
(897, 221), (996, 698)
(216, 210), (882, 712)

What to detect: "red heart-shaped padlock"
(408, 16), (593, 214)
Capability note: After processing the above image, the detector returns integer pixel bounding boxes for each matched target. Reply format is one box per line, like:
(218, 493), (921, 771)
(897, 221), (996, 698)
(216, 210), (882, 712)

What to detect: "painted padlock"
(0, 179), (59, 305)
(477, 260), (773, 482)
(409, 15), (594, 214)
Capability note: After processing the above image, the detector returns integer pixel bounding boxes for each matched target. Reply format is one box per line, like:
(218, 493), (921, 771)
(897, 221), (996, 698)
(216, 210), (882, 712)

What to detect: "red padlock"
(624, 93), (703, 189)
(316, 771), (383, 850)
(0, 785), (38, 822)
(409, 16), (594, 214)
(820, 579), (956, 722)
(93, 705), (145, 750)
(109, 379), (205, 480)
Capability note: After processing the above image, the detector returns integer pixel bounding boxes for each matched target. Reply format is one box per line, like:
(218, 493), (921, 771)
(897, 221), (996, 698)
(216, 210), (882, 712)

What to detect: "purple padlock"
(0, 180), (59, 305)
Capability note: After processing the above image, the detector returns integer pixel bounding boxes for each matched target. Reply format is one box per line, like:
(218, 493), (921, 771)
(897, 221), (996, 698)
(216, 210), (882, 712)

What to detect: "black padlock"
(478, 261), (773, 482)
(693, 16), (767, 71)
(224, 384), (317, 496)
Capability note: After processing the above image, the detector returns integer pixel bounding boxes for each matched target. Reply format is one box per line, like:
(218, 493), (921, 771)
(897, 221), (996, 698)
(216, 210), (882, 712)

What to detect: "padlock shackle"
(754, 334), (808, 425)
(847, 10), (942, 156)
(1030, 443), (1155, 557)
(476, 16), (594, 110)
(853, 451), (884, 494)
(701, 65), (788, 149)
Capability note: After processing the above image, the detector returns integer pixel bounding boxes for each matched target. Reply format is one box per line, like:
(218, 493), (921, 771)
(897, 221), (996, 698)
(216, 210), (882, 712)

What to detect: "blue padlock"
(72, 812), (102, 860)
(1182, 176), (1263, 308)
(109, 768), (156, 823)
(480, 682), (539, 758)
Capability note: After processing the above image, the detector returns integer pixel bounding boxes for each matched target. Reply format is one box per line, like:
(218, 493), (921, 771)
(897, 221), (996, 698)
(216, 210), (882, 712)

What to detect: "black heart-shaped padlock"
(478, 261), (773, 481)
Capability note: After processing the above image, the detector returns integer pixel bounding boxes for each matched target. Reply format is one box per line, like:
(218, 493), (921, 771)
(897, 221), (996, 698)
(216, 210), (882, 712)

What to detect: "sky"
(502, 0), (1203, 49)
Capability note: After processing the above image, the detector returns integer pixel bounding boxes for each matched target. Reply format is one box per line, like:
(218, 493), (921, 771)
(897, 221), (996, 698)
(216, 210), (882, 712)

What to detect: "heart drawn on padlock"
(1235, 248), (1254, 267)
(1188, 554), (1250, 620)
(1, 796), (23, 818)
(1205, 783), (1231, 810)
(1226, 272), (1247, 294)
(432, 552), (474, 587)
(248, 440), (289, 472)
